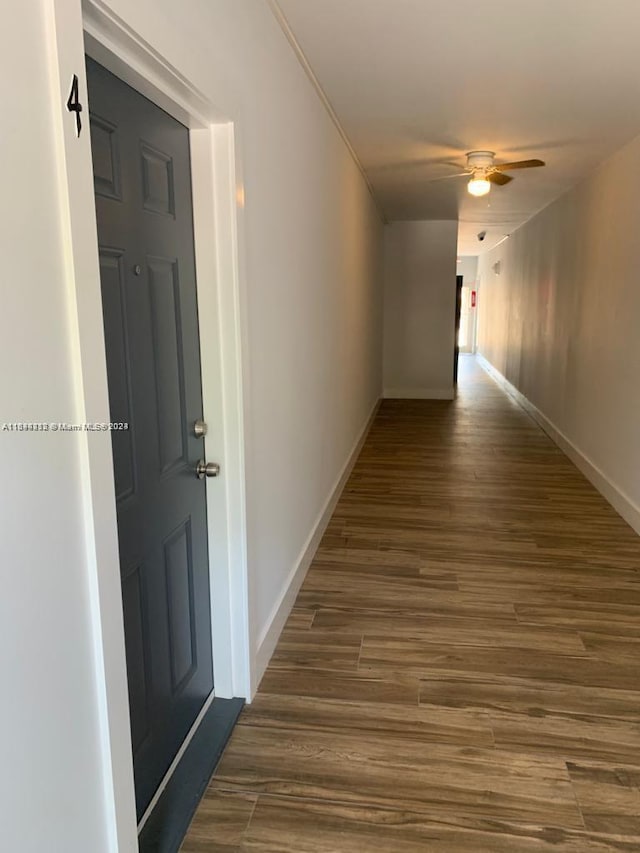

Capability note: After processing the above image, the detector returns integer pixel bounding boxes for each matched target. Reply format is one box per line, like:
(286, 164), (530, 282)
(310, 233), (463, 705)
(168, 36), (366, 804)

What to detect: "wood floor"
(181, 356), (640, 852)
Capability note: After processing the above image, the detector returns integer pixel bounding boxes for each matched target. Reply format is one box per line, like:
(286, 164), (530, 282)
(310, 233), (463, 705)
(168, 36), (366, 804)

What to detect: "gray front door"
(86, 58), (214, 819)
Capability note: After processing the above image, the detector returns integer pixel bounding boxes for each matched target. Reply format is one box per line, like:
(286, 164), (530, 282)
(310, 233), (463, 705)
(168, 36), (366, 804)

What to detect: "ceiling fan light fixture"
(467, 176), (491, 197)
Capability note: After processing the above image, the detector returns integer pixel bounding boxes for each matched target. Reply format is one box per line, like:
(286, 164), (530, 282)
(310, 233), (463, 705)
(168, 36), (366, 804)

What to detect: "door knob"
(196, 459), (220, 479)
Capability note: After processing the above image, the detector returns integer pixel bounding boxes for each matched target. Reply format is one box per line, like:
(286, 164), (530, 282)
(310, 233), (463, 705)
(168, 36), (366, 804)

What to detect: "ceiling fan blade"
(428, 172), (469, 183)
(494, 159), (545, 171)
(488, 172), (513, 186)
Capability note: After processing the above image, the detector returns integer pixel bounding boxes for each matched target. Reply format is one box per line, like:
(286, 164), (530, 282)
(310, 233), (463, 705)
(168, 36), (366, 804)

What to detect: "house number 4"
(67, 74), (83, 137)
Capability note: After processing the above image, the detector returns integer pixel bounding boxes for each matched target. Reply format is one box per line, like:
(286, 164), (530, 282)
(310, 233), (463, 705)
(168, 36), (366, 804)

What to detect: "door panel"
(141, 141), (175, 216)
(98, 248), (136, 502)
(86, 57), (214, 820)
(164, 519), (197, 691)
(147, 257), (188, 473)
(121, 564), (152, 752)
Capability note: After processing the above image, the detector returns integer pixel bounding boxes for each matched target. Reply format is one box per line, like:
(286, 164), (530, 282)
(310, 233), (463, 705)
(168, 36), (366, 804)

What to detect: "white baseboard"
(383, 387), (454, 400)
(476, 353), (640, 537)
(251, 397), (381, 697)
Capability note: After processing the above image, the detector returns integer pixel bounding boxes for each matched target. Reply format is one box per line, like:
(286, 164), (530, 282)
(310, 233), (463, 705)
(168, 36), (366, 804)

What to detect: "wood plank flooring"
(181, 356), (640, 852)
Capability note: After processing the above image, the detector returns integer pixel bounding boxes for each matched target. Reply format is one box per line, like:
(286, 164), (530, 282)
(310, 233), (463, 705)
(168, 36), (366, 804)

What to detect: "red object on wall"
(471, 290), (477, 307)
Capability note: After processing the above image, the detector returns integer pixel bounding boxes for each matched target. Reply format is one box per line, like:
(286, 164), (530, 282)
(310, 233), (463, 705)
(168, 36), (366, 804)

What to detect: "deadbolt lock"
(194, 419), (208, 438)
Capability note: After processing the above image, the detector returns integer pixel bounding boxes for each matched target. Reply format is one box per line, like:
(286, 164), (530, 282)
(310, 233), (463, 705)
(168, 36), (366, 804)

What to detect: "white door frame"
(46, 1), (251, 848)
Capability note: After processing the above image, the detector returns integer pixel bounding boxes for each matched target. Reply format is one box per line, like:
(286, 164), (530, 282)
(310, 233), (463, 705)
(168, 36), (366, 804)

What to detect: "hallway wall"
(383, 220), (458, 398)
(113, 0), (386, 683)
(477, 130), (640, 532)
(2, 1), (383, 850)
(96, 0), (387, 683)
(457, 255), (478, 285)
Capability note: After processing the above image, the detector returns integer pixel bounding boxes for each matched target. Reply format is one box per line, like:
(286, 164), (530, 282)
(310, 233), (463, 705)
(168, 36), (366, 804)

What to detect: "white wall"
(0, 2), (111, 851)
(383, 220), (458, 398)
(99, 0), (384, 661)
(2, 0), (383, 850)
(477, 130), (640, 530)
(457, 255), (478, 284)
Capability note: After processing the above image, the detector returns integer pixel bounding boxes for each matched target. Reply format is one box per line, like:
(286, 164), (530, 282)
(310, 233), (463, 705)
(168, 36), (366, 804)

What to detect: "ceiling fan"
(435, 151), (545, 197)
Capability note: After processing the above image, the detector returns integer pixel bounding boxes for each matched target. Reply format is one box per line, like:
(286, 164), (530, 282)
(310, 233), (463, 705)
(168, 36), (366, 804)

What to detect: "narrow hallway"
(183, 356), (640, 851)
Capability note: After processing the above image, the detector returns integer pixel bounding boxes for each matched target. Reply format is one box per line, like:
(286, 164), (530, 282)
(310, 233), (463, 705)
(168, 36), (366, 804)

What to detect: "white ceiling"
(275, 0), (640, 254)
